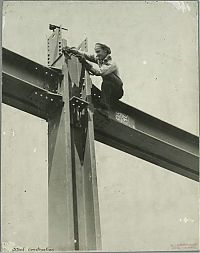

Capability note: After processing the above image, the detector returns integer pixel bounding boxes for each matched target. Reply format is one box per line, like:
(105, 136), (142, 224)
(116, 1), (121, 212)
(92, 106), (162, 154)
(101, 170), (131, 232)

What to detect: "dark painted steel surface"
(2, 48), (61, 92)
(3, 72), (63, 119)
(2, 48), (63, 119)
(92, 87), (199, 181)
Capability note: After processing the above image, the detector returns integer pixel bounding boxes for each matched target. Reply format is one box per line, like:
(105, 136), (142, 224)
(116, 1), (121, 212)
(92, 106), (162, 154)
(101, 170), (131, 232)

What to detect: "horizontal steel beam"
(2, 48), (63, 119)
(2, 47), (199, 181)
(92, 86), (199, 181)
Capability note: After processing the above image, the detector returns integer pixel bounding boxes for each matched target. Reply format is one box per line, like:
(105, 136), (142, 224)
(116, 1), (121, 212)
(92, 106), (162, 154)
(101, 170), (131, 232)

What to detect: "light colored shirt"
(78, 51), (120, 77)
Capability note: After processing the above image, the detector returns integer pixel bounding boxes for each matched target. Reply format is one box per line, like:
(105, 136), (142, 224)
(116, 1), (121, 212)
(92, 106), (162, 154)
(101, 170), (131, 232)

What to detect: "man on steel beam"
(64, 43), (124, 113)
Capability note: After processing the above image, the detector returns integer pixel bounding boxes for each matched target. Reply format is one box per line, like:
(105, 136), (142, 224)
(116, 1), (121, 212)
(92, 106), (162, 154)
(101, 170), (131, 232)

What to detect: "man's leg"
(104, 73), (123, 106)
(109, 83), (124, 108)
(100, 80), (113, 110)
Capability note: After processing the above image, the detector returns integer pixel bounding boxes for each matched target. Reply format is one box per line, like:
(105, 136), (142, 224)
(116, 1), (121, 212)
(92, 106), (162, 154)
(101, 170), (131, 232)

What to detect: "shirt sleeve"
(90, 61), (118, 76)
(77, 50), (97, 63)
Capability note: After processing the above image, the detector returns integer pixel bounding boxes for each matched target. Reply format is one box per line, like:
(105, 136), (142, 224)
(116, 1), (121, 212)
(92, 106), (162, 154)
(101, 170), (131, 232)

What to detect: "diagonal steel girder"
(2, 47), (199, 181)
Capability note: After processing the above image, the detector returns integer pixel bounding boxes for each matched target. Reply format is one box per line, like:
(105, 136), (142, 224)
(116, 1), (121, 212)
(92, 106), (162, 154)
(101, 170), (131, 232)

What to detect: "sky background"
(2, 1), (199, 251)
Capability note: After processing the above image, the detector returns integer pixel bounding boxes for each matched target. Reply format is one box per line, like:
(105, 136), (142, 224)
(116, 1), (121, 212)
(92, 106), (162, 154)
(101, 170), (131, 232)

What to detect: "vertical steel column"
(70, 39), (102, 250)
(83, 72), (102, 250)
(48, 60), (75, 250)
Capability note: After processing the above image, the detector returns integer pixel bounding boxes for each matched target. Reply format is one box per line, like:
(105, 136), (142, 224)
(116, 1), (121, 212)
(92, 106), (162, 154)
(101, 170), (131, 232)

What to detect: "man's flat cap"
(95, 43), (111, 54)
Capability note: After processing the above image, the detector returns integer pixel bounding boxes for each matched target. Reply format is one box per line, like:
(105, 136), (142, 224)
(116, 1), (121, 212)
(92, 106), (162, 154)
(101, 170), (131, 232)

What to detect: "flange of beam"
(2, 48), (62, 119)
(3, 71), (63, 119)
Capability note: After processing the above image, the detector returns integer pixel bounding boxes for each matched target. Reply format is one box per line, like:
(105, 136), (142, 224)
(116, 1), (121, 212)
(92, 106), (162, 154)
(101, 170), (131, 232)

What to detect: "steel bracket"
(70, 96), (89, 128)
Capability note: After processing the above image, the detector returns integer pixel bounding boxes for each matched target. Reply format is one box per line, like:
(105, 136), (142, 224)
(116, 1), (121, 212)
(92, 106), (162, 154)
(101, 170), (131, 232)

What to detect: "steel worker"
(64, 43), (124, 111)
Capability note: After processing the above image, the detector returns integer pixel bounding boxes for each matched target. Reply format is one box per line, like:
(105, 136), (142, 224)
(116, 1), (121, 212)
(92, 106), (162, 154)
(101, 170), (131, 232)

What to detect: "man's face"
(95, 47), (107, 60)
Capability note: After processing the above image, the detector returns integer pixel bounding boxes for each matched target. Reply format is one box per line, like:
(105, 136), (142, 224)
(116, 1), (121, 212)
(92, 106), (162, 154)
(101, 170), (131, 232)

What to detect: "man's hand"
(62, 46), (78, 55)
(77, 54), (86, 63)
(63, 47), (92, 72)
(83, 61), (92, 71)
(76, 55), (92, 70)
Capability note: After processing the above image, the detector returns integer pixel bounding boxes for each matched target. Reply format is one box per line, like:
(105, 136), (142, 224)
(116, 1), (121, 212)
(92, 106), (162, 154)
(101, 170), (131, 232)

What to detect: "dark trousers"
(100, 73), (124, 110)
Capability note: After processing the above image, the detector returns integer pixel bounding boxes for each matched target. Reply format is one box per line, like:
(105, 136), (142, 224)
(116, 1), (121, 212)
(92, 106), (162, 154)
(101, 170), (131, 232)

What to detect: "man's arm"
(89, 61), (118, 76)
(81, 52), (97, 64)
(76, 50), (97, 63)
(63, 47), (97, 63)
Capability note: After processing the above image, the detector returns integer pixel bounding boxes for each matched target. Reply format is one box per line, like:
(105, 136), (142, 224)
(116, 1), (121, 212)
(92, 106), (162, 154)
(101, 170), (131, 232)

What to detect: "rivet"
(50, 74), (53, 77)
(51, 98), (53, 101)
(35, 67), (38, 70)
(72, 104), (75, 106)
(35, 91), (38, 95)
(40, 94), (43, 97)
(98, 95), (100, 98)
(81, 103), (84, 105)
(94, 93), (96, 96)
(76, 100), (78, 103)
(45, 72), (48, 75)
(46, 96), (48, 99)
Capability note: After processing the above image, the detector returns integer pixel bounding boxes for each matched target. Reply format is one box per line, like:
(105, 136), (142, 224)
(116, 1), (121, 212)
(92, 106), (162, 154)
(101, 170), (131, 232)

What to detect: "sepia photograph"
(1, 1), (199, 252)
